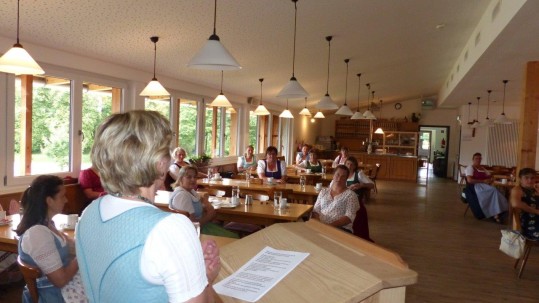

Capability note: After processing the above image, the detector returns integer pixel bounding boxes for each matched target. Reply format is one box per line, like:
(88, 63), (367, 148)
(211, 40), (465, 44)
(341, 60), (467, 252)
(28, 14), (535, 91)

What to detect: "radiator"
(487, 123), (518, 167)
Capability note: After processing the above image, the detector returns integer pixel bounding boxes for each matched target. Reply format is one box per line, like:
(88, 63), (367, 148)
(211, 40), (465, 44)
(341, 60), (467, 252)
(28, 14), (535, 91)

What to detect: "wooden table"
(216, 220), (417, 303)
(154, 195), (313, 226)
(197, 178), (320, 198)
(0, 214), (73, 253)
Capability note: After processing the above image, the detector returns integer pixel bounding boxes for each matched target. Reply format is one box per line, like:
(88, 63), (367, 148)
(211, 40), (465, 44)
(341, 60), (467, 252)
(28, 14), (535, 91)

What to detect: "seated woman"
(76, 110), (220, 302)
(79, 166), (105, 200)
(296, 149), (323, 173)
(237, 145), (257, 173)
(510, 168), (539, 240)
(344, 156), (374, 202)
(16, 175), (86, 303)
(332, 146), (349, 167)
(465, 152), (508, 222)
(312, 165), (359, 233)
(169, 147), (190, 181)
(169, 166), (238, 238)
(295, 144), (310, 165)
(257, 146), (287, 183)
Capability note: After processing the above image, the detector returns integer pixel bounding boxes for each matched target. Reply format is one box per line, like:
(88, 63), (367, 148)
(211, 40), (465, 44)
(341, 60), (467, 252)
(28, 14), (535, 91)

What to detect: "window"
(204, 106), (221, 157)
(14, 75), (72, 176)
(80, 82), (118, 169)
(145, 97), (170, 119)
(248, 111), (258, 152)
(223, 108), (238, 156)
(178, 99), (197, 155)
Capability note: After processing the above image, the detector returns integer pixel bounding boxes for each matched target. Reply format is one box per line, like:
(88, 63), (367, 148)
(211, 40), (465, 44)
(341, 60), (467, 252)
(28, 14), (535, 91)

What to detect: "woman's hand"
(201, 240), (221, 283)
(348, 183), (361, 191)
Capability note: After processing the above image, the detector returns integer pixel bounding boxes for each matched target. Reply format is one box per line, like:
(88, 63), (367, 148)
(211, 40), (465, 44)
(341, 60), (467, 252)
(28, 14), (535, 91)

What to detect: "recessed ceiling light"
(436, 23), (446, 30)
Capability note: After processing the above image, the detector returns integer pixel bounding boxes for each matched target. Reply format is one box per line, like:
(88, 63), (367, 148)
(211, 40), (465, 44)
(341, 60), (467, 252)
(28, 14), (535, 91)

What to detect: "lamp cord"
(259, 78), (264, 105)
(366, 84), (371, 110)
(16, 0), (20, 44)
(326, 37), (331, 94)
(344, 59), (349, 105)
(292, 0), (298, 77)
(153, 41), (157, 79)
(502, 80), (508, 114)
(476, 97), (480, 122)
(213, 0), (217, 35)
(356, 74), (362, 110)
(220, 71), (224, 94)
(486, 90), (491, 119)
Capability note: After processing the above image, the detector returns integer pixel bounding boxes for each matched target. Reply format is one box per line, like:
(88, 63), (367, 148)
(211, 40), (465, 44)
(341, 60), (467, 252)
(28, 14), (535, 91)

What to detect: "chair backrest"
(198, 185), (232, 197)
(512, 207), (522, 231)
(17, 256), (41, 303)
(352, 200), (373, 242)
(370, 163), (381, 179)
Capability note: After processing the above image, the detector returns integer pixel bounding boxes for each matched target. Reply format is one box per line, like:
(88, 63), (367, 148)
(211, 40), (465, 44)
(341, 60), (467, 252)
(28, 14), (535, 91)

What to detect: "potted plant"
(188, 154), (212, 169)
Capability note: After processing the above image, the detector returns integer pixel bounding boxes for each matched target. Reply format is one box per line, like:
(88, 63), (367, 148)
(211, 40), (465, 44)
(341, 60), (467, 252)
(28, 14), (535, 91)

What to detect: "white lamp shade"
(209, 93), (233, 107)
(299, 107), (311, 116)
(363, 110), (377, 120)
(350, 111), (364, 120)
(316, 94), (339, 110)
(279, 109), (294, 118)
(374, 128), (385, 134)
(494, 113), (511, 124)
(277, 77), (309, 99)
(335, 104), (354, 116)
(314, 111), (325, 118)
(140, 78), (170, 96)
(188, 39), (241, 70)
(226, 107), (236, 113)
(253, 104), (270, 115)
(0, 44), (45, 75)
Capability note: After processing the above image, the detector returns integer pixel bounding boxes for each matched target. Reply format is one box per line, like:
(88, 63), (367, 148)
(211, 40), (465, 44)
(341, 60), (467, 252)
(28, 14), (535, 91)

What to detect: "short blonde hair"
(172, 166), (198, 189)
(172, 147), (187, 159)
(91, 110), (173, 194)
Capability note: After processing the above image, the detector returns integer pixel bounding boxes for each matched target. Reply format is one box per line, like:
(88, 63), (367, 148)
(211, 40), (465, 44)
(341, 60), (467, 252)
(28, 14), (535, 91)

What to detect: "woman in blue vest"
(237, 145), (257, 172)
(76, 111), (220, 303)
(16, 175), (86, 303)
(257, 146), (288, 183)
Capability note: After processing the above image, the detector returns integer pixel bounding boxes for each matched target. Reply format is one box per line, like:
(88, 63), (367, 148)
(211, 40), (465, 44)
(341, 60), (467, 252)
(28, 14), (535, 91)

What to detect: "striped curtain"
(487, 123), (518, 167)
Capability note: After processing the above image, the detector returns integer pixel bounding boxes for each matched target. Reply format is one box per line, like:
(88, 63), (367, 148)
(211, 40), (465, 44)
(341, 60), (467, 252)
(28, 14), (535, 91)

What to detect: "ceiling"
(0, 0), (536, 110)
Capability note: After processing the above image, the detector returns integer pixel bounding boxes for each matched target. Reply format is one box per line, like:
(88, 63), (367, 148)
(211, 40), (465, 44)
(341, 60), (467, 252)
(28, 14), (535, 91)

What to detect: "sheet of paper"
(214, 246), (309, 302)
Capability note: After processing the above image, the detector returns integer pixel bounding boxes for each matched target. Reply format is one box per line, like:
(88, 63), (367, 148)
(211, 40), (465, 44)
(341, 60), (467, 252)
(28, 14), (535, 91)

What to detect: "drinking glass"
(299, 175), (306, 189)
(321, 167), (326, 178)
(207, 168), (212, 180)
(245, 170), (251, 183)
(273, 191), (282, 209)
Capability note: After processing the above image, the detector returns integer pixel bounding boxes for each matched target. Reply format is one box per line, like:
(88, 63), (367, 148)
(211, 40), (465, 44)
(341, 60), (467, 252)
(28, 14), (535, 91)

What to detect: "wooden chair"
(369, 163), (381, 194)
(198, 185), (232, 197)
(511, 207), (539, 278)
(17, 256), (41, 303)
(458, 164), (467, 191)
(224, 188), (273, 237)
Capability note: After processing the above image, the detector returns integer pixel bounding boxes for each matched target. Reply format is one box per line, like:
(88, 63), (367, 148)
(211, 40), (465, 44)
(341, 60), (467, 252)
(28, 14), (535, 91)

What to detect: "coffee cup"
(231, 196), (240, 206)
(501, 178), (507, 184)
(267, 177), (274, 184)
(0, 210), (6, 220)
(315, 183), (323, 191)
(213, 173), (221, 179)
(306, 169), (312, 174)
(66, 214), (78, 229)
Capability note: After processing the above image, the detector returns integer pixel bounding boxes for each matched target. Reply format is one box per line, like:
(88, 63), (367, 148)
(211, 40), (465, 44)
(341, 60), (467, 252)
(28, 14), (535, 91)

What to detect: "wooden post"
(111, 87), (121, 113)
(20, 75), (33, 175)
(517, 61), (539, 170)
(229, 113), (237, 155)
(211, 107), (218, 157)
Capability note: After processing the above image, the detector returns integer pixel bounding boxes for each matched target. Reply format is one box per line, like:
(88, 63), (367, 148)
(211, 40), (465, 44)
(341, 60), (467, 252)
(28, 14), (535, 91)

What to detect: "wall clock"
(394, 103), (402, 110)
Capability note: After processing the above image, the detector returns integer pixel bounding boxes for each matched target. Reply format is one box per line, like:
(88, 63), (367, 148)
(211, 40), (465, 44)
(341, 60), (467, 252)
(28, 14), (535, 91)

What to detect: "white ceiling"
(0, 0), (536, 110)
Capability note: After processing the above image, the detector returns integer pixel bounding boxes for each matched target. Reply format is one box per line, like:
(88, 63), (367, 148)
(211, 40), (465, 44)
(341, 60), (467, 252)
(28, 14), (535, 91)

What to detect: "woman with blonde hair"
(76, 110), (220, 302)
(237, 145), (257, 172)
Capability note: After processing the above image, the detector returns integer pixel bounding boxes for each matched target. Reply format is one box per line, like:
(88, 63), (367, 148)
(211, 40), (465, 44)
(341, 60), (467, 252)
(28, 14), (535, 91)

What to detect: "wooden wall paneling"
(517, 61), (539, 170)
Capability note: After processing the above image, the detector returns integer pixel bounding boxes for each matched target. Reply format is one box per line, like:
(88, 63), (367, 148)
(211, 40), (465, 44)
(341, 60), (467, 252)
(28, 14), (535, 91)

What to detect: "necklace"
(111, 192), (153, 204)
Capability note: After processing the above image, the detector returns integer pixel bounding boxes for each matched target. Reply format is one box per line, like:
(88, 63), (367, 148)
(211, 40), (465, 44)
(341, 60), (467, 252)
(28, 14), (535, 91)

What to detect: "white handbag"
(499, 229), (525, 259)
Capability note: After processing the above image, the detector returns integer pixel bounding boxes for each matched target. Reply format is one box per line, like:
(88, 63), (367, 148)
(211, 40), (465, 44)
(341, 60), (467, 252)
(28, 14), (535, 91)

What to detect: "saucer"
(211, 177), (223, 181)
(219, 203), (237, 209)
(60, 224), (76, 230)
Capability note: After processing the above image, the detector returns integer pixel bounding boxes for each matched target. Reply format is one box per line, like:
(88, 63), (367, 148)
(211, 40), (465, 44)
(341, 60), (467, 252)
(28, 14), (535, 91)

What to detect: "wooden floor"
(370, 173), (539, 302)
(2, 172), (539, 302)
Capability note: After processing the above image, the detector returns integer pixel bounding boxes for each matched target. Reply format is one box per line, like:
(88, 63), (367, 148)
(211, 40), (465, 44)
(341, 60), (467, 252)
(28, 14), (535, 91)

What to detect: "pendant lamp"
(316, 36), (338, 109)
(209, 71), (232, 107)
(495, 80), (511, 124)
(280, 99), (294, 118)
(335, 59), (354, 115)
(188, 0), (240, 70)
(0, 0), (44, 75)
(351, 73), (364, 119)
(299, 97), (312, 116)
(277, 0), (309, 99)
(363, 87), (377, 120)
(374, 99), (384, 134)
(466, 102), (473, 128)
(253, 78), (270, 115)
(481, 90), (494, 127)
(471, 97), (480, 128)
(314, 111), (325, 118)
(227, 107), (236, 114)
(140, 36), (170, 97)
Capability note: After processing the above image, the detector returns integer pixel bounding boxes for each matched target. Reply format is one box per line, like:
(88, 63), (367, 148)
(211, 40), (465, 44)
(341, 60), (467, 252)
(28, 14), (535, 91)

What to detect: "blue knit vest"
(76, 198), (170, 303)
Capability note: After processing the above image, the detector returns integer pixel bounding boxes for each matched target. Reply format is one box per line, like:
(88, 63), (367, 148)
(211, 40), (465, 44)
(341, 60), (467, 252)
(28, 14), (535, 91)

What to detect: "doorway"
(419, 125), (450, 178)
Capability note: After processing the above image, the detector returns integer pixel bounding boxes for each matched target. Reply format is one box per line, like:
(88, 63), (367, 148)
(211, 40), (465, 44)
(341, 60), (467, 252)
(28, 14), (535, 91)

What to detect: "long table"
(216, 220), (417, 302)
(197, 178), (320, 198)
(155, 193), (312, 226)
